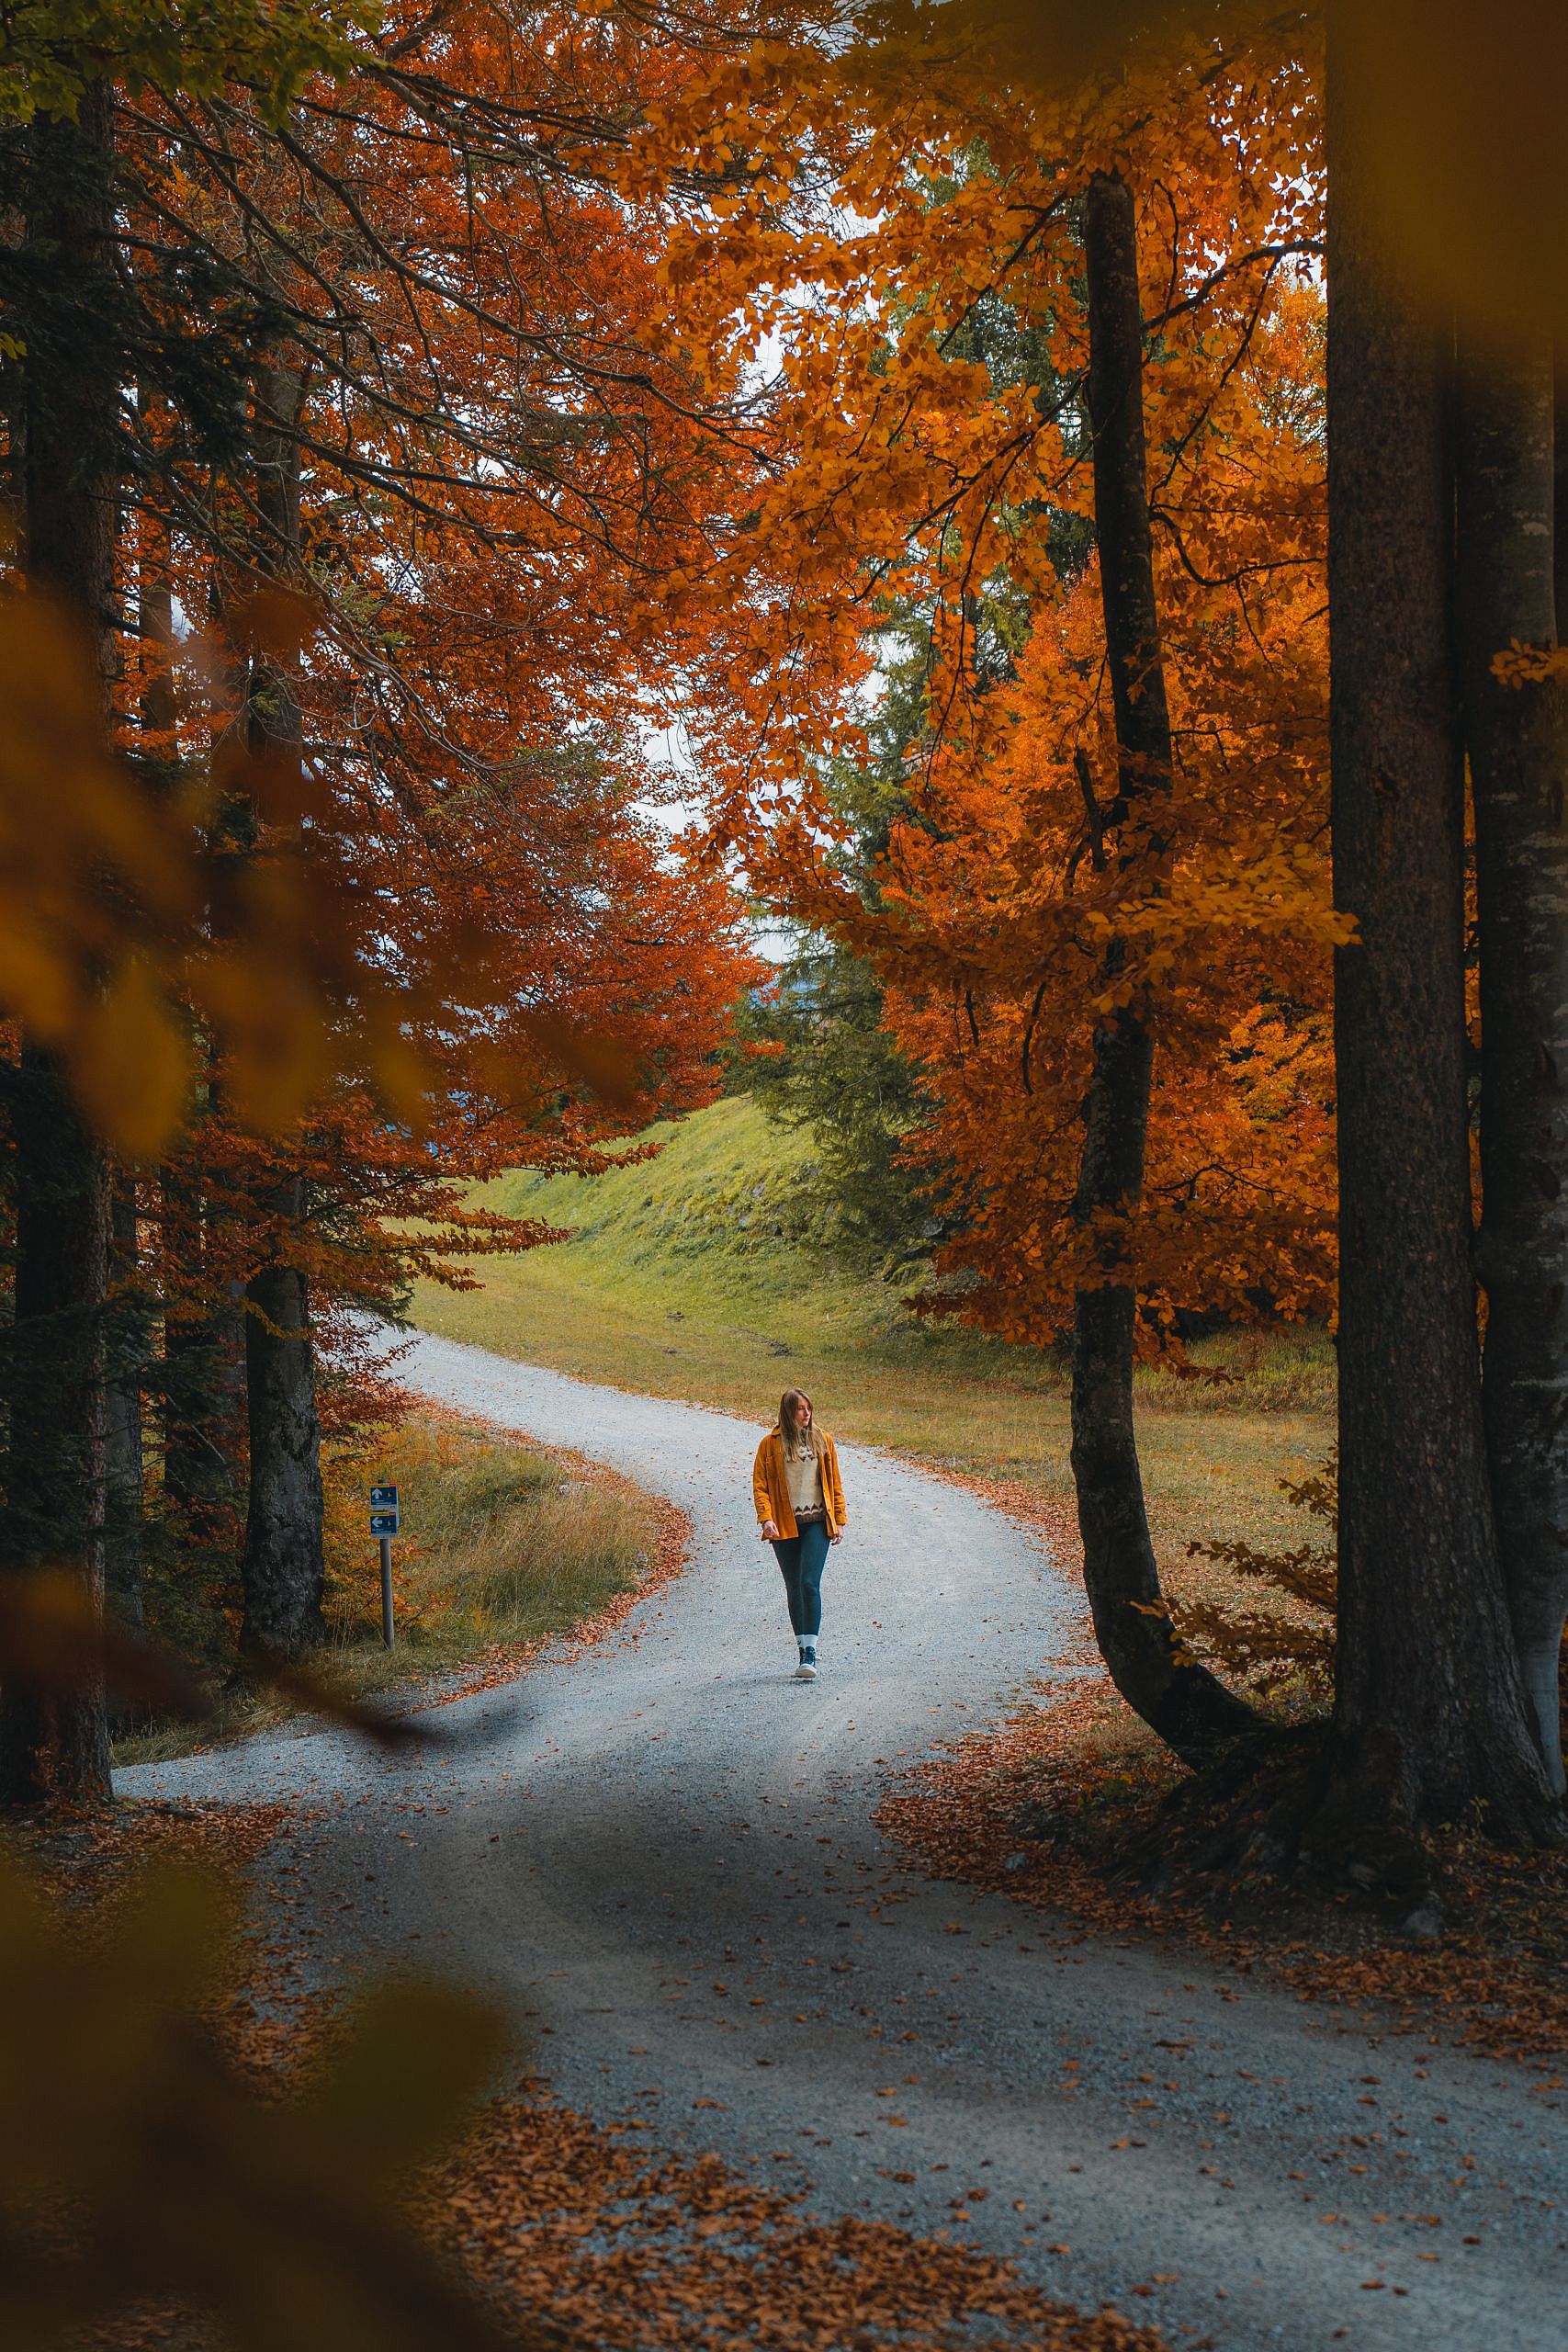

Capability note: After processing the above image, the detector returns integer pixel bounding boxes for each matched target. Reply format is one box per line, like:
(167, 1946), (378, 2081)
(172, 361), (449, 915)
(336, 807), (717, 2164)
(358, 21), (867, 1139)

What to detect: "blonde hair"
(779, 1387), (820, 1457)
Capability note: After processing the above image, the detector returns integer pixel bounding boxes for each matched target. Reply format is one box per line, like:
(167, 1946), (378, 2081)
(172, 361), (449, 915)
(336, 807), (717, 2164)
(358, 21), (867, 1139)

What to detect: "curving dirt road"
(119, 1329), (1568, 2350)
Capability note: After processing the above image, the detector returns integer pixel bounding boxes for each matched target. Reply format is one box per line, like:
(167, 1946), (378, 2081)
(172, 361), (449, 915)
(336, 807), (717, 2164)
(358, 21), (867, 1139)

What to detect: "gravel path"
(119, 1329), (1568, 2351)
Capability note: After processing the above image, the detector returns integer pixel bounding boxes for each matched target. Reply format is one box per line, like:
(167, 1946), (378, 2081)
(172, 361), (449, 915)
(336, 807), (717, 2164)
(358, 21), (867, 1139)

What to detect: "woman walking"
(752, 1388), (847, 1679)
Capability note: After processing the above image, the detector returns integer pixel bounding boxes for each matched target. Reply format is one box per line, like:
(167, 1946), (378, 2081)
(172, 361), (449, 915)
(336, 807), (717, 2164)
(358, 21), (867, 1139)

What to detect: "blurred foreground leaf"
(0, 1570), (436, 1750)
(1337, 0), (1568, 343)
(860, 1), (1568, 341)
(0, 592), (643, 1156)
(0, 1850), (531, 2350)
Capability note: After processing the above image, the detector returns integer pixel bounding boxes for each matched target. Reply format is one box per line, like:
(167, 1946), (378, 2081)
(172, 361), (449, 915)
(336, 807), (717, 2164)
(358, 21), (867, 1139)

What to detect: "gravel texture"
(119, 1329), (1568, 2350)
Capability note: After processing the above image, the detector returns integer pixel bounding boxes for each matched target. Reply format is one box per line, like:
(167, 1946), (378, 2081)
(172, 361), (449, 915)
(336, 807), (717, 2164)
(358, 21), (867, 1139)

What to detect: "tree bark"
(237, 350), (326, 1659)
(99, 530), (179, 1641)
(1457, 338), (1568, 1793)
(1068, 171), (1258, 1768)
(0, 1053), (114, 1804)
(140, 515), (247, 1567)
(1554, 356), (1568, 643)
(103, 1182), (146, 1634)
(241, 1174), (326, 1657)
(161, 1203), (247, 1555)
(1321, 24), (1558, 1839)
(0, 82), (118, 1807)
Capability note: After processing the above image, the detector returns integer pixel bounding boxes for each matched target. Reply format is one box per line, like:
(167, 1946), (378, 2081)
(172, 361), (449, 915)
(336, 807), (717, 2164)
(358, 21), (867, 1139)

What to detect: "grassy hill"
(407, 1095), (1335, 1566)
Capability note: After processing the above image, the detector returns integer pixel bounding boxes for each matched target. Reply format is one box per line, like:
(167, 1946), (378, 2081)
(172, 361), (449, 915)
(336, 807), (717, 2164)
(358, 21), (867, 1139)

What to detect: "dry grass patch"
(116, 1417), (682, 1766)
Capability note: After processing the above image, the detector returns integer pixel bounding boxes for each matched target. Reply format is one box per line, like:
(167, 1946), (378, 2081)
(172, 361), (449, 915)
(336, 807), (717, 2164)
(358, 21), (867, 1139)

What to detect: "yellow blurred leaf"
(226, 581), (321, 662)
(1338, 0), (1568, 343)
(0, 925), (73, 1039)
(367, 1023), (431, 1125)
(69, 958), (191, 1159)
(0, 1850), (521, 2351)
(518, 1010), (641, 1108)
(917, 0), (1228, 85)
(300, 1979), (509, 2187)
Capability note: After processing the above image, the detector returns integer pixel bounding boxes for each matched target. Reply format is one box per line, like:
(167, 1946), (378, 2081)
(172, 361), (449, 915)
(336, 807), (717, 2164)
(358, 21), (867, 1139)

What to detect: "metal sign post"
(369, 1484), (400, 1647)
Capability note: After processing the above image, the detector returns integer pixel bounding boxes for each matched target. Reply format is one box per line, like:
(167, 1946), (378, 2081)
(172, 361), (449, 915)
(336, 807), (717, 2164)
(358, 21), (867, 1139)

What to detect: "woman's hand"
(761, 1520), (780, 1541)
(830, 1531), (843, 1545)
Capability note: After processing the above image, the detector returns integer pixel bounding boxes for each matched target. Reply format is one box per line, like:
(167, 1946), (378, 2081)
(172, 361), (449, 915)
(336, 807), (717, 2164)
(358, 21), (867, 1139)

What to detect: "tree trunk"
(1321, 24), (1558, 1839)
(0, 1053), (114, 1804)
(96, 509), (177, 1639)
(161, 1204), (247, 1555)
(241, 1177), (326, 1658)
(1457, 337), (1568, 1793)
(0, 83), (118, 1807)
(104, 1182), (146, 1634)
(141, 516), (246, 1568)
(1067, 171), (1258, 1768)
(237, 352), (326, 1659)
(1554, 356), (1568, 642)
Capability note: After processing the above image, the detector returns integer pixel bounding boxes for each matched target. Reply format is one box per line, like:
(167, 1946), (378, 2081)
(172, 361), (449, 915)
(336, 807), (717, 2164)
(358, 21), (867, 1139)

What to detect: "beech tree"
(1456, 341), (1568, 1795)
(1069, 168), (1258, 1764)
(0, 3), (768, 1777)
(0, 85), (119, 1805)
(1321, 17), (1559, 1839)
(234, 343), (327, 1660)
(637, 26), (1332, 1760)
(640, 1), (1568, 1840)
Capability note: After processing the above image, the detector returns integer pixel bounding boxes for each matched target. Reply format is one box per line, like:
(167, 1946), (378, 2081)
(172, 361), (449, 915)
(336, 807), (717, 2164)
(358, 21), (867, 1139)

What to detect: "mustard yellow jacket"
(751, 1427), (847, 1539)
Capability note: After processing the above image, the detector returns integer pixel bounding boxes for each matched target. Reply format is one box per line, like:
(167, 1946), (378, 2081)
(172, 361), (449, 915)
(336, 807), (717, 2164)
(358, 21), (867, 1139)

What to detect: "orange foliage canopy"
(633, 19), (1343, 1346)
(0, 4), (772, 1424)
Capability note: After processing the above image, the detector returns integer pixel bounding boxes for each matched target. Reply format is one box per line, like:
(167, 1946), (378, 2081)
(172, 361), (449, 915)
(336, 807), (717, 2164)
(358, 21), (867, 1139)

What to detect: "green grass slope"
(413, 1096), (1046, 1425)
(408, 1096), (1335, 1565)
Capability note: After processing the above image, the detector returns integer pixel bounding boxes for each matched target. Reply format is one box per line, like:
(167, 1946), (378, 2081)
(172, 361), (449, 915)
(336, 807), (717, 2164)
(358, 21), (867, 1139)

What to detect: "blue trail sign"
(370, 1486), (399, 1645)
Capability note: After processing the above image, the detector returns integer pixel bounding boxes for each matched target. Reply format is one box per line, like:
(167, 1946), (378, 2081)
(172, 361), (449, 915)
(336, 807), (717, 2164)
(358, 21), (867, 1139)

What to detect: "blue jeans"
(771, 1518), (830, 1640)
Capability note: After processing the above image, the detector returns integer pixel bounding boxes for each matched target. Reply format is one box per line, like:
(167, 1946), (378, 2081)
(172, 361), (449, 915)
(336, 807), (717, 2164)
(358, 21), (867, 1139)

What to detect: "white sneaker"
(795, 1654), (818, 1680)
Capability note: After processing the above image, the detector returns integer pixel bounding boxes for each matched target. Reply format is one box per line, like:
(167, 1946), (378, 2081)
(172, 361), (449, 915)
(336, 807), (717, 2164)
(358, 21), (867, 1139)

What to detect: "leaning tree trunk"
(0, 83), (118, 1807)
(1457, 338), (1568, 1794)
(1320, 22), (1558, 1840)
(237, 349), (326, 1660)
(1067, 170), (1258, 1768)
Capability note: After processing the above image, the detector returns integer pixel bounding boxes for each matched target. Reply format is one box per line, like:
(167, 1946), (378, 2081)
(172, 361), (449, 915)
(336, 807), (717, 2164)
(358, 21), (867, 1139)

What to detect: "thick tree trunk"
(0, 83), (118, 1807)
(237, 352), (326, 1659)
(240, 1174), (326, 1659)
(162, 1226), (246, 1554)
(142, 519), (246, 1566)
(1068, 171), (1258, 1768)
(0, 1054), (114, 1803)
(104, 1182), (146, 1633)
(1554, 357), (1568, 643)
(1457, 340), (1568, 1792)
(1321, 28), (1558, 1839)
